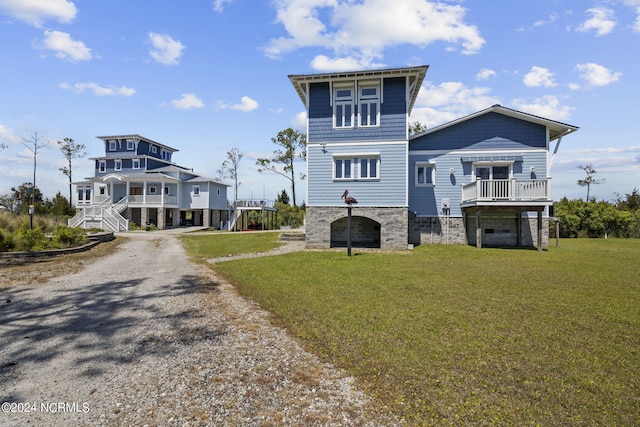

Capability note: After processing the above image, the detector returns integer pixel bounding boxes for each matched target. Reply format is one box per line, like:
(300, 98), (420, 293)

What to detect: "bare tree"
(577, 163), (605, 201)
(218, 148), (243, 202)
(58, 137), (87, 207)
(21, 132), (49, 205)
(256, 128), (306, 206)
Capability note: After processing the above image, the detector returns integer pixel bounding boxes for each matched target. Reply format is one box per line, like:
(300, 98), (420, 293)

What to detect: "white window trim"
(358, 83), (381, 128)
(150, 145), (157, 154)
(332, 82), (355, 129)
(127, 139), (134, 150)
(358, 156), (380, 180)
(149, 185), (157, 194)
(416, 162), (436, 187)
(99, 160), (106, 173)
(132, 158), (140, 169)
(192, 184), (200, 196)
(333, 157), (354, 180)
(114, 159), (122, 171)
(109, 140), (116, 151)
(472, 162), (513, 180)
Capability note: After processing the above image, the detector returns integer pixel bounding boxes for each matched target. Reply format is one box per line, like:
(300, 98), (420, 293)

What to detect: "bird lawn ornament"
(341, 189), (358, 206)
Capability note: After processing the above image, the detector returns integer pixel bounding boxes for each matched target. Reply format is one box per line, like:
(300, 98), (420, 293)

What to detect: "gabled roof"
(410, 104), (579, 142)
(96, 134), (179, 153)
(288, 65), (429, 115)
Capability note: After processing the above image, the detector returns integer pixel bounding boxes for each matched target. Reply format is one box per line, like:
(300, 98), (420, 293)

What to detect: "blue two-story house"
(69, 134), (229, 231)
(289, 66), (578, 250)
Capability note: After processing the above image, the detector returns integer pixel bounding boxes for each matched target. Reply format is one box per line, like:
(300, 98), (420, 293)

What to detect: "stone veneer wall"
(305, 206), (408, 250)
(408, 217), (466, 245)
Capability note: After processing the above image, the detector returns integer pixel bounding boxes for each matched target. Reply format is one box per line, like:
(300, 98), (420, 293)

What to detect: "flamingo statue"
(341, 189), (358, 206)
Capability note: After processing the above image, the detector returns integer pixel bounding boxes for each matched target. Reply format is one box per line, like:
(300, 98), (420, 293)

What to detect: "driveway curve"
(0, 230), (399, 426)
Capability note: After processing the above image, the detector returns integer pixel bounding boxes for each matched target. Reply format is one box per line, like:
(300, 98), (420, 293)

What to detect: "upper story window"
(98, 160), (106, 173)
(109, 140), (117, 151)
(192, 185), (200, 196)
(126, 139), (134, 150)
(358, 84), (380, 127)
(161, 150), (170, 161)
(416, 163), (435, 186)
(150, 145), (157, 154)
(333, 83), (354, 128)
(115, 160), (122, 171)
(132, 159), (140, 169)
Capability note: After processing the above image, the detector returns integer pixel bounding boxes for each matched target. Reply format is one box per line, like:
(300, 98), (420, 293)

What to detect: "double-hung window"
(98, 160), (106, 173)
(115, 160), (122, 171)
(192, 185), (200, 196)
(127, 139), (134, 150)
(109, 140), (117, 151)
(132, 159), (140, 169)
(333, 84), (354, 128)
(416, 163), (435, 186)
(358, 84), (380, 127)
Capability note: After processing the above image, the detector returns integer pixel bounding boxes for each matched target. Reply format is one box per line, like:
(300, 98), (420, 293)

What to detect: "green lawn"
(180, 231), (282, 260)
(186, 236), (640, 426)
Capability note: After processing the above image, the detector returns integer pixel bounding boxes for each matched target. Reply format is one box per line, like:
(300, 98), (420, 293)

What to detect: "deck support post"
(475, 210), (481, 249)
(537, 210), (543, 252)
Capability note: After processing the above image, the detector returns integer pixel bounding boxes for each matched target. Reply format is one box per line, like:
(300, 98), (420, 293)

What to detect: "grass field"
(180, 231), (282, 260)
(186, 236), (640, 426)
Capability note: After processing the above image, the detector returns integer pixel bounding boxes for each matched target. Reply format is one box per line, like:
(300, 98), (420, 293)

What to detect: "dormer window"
(333, 83), (354, 128)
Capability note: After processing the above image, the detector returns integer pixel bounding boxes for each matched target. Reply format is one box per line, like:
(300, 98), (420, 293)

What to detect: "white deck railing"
(462, 178), (550, 202)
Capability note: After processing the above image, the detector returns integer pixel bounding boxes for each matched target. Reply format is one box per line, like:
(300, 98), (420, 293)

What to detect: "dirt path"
(0, 231), (399, 426)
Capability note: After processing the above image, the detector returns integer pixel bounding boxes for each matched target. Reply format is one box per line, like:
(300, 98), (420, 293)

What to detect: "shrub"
(53, 226), (87, 247)
(13, 223), (48, 251)
(0, 228), (13, 251)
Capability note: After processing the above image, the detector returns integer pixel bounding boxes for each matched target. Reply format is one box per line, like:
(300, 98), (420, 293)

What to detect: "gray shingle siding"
(307, 77), (407, 143)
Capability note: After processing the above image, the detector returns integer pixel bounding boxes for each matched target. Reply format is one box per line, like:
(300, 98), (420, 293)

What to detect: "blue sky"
(0, 0), (638, 204)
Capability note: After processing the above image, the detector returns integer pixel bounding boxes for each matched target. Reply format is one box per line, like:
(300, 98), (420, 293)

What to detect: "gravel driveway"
(0, 230), (399, 426)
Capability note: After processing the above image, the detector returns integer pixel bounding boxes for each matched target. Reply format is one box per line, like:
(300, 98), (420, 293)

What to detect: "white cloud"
(231, 96), (259, 112)
(411, 81), (500, 127)
(577, 7), (616, 36)
(171, 93), (204, 110)
(213, 0), (234, 13)
(0, 0), (77, 27)
(512, 95), (573, 121)
(59, 82), (135, 96)
(310, 54), (383, 72)
(634, 7), (640, 32)
(291, 111), (307, 131)
(575, 62), (621, 87)
(523, 66), (556, 88)
(476, 68), (496, 81)
(266, 0), (485, 70)
(0, 123), (20, 144)
(39, 30), (91, 62)
(148, 32), (185, 65)
(215, 96), (259, 112)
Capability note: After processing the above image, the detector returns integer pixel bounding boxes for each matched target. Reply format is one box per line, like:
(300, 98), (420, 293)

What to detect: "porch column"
(537, 210), (543, 252)
(126, 182), (130, 200)
(475, 210), (482, 249)
(157, 207), (165, 230)
(143, 182), (147, 204)
(517, 213), (522, 247)
(110, 182), (114, 202)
